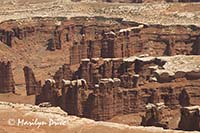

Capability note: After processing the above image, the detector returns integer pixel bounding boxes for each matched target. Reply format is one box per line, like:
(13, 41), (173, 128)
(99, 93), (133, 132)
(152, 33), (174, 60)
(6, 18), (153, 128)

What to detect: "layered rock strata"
(0, 17), (200, 66)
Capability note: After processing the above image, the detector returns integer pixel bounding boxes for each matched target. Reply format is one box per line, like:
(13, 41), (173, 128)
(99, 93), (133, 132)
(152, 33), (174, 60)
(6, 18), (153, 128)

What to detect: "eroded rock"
(0, 61), (15, 93)
(178, 106), (200, 131)
(23, 66), (41, 95)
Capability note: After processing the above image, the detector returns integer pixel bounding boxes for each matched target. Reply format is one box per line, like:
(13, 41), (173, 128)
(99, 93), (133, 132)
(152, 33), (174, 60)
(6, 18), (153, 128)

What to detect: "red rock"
(178, 106), (200, 131)
(53, 64), (73, 89)
(141, 103), (168, 129)
(23, 66), (41, 95)
(178, 89), (190, 107)
(84, 78), (123, 120)
(62, 79), (88, 116)
(0, 61), (15, 93)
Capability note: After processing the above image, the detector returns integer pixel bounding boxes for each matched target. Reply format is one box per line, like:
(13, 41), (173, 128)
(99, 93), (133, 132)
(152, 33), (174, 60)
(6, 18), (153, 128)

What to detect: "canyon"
(0, 0), (199, 132)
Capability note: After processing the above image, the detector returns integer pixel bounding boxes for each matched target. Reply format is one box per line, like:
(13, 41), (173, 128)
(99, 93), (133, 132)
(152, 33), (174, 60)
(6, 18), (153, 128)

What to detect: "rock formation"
(0, 16), (200, 131)
(141, 103), (168, 129)
(0, 61), (15, 93)
(178, 106), (200, 131)
(35, 79), (61, 106)
(0, 30), (13, 47)
(178, 89), (190, 107)
(53, 64), (73, 89)
(149, 89), (160, 104)
(120, 74), (139, 88)
(33, 55), (200, 123)
(0, 17), (200, 66)
(163, 88), (179, 109)
(84, 78), (123, 120)
(23, 66), (41, 95)
(193, 37), (200, 55)
(62, 79), (88, 116)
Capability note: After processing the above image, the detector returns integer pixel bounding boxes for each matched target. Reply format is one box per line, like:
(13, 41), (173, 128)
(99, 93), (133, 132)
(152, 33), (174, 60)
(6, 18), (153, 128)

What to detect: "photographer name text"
(8, 118), (68, 128)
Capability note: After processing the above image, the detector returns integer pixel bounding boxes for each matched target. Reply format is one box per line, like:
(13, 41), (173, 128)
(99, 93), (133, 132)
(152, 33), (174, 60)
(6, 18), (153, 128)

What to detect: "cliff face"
(0, 17), (199, 66)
